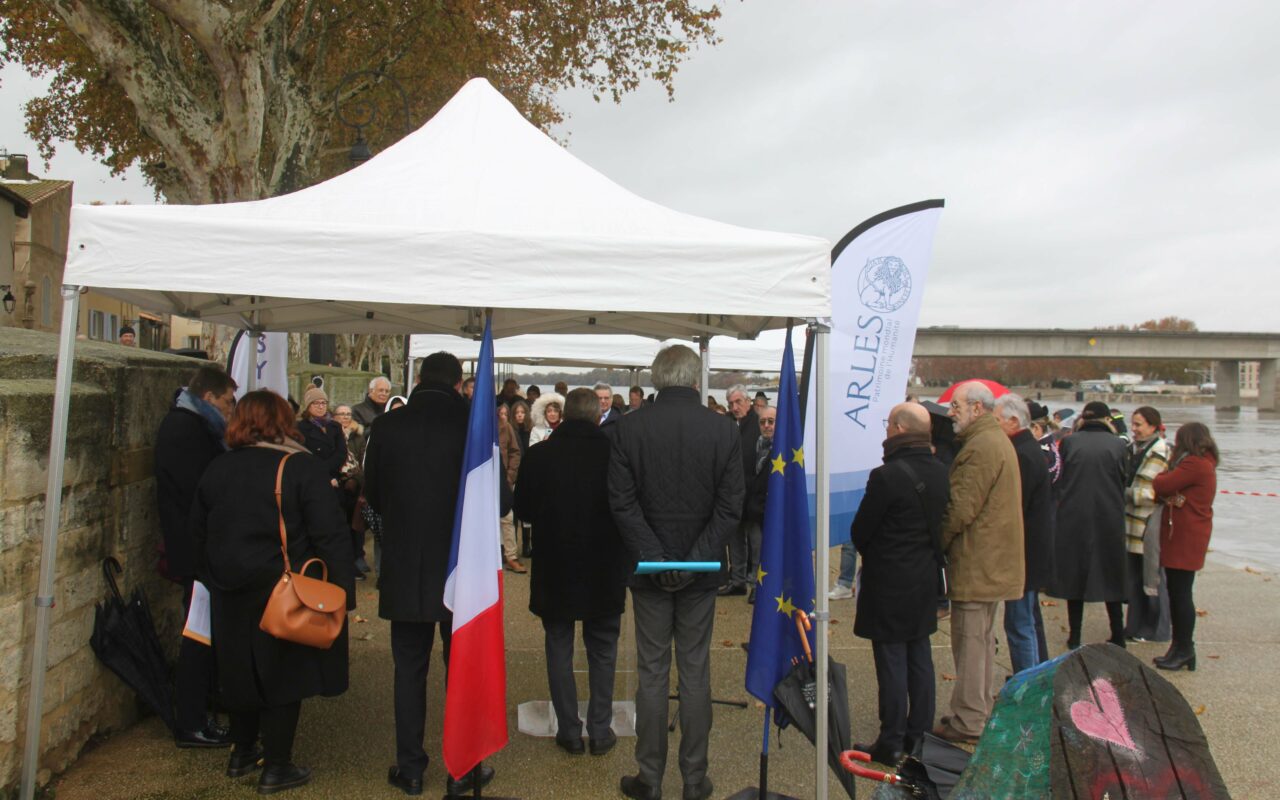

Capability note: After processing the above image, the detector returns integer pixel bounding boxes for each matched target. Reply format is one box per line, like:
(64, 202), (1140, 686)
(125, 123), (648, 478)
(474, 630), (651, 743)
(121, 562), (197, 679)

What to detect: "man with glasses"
(933, 382), (1024, 745)
(719, 385), (760, 597)
(741, 405), (776, 603)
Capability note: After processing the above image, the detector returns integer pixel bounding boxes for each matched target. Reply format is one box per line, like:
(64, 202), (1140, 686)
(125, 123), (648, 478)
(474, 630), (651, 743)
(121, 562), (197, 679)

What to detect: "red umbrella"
(935, 379), (1011, 404)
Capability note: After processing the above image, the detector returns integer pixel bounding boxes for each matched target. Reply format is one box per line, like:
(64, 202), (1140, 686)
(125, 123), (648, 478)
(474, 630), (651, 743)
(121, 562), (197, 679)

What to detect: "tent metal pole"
(812, 321), (831, 800)
(20, 285), (82, 800)
(698, 336), (709, 405)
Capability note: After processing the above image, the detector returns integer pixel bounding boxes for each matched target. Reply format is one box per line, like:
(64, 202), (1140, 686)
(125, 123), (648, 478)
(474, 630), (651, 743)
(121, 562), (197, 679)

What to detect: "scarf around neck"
(883, 431), (932, 459)
(177, 388), (229, 449)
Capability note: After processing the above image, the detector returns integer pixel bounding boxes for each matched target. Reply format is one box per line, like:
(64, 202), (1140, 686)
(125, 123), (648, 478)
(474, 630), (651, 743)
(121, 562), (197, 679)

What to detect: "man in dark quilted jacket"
(608, 344), (744, 800)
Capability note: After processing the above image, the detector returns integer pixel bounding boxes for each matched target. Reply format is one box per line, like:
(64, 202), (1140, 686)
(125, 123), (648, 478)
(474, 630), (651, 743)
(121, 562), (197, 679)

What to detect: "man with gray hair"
(934, 381), (1024, 745)
(994, 393), (1054, 674)
(353, 375), (393, 428)
(720, 384), (761, 597)
(609, 344), (744, 800)
(595, 382), (622, 426)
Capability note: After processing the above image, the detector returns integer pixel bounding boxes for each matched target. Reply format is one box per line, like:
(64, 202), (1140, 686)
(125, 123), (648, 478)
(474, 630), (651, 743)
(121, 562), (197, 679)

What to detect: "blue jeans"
(1003, 590), (1041, 675)
(836, 541), (857, 588)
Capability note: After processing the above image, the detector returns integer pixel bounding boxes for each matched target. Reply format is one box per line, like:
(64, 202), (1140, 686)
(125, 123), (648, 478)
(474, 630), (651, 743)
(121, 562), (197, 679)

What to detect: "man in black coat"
(995, 394), (1055, 671)
(364, 352), (493, 797)
(351, 376), (392, 428)
(850, 402), (948, 766)
(514, 388), (628, 757)
(154, 364), (238, 748)
(720, 384), (760, 596)
(594, 382), (623, 427)
(609, 345), (743, 800)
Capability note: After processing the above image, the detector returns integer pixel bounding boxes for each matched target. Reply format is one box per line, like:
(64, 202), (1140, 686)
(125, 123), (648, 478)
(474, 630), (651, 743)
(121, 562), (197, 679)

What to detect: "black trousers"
(176, 579), (218, 731)
(229, 701), (301, 767)
(542, 615), (621, 741)
(1066, 599), (1124, 643)
(871, 637), (935, 752)
(1166, 567), (1197, 647)
(391, 620), (452, 780)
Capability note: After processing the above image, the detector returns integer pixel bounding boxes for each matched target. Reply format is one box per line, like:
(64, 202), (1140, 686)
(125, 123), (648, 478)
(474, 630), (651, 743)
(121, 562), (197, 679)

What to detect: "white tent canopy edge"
(22, 77), (835, 800)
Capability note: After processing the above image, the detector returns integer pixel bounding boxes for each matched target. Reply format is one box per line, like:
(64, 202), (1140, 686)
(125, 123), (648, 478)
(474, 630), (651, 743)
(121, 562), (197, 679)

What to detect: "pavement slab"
(49, 557), (1277, 799)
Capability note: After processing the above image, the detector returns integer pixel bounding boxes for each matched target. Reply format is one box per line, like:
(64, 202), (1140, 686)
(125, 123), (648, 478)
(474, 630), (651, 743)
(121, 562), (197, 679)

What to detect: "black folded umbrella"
(773, 655), (858, 799)
(852, 732), (970, 800)
(89, 558), (177, 733)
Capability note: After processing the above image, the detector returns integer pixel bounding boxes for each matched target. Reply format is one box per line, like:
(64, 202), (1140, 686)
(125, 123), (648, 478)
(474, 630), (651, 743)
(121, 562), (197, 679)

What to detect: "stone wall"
(0, 328), (199, 792)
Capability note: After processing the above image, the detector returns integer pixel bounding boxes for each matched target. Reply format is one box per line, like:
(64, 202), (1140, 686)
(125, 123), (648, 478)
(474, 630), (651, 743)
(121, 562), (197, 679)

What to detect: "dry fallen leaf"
(1244, 566), (1262, 574)
(1040, 599), (1059, 607)
(941, 673), (956, 682)
(721, 640), (734, 648)
(1208, 654), (1220, 660)
(754, 700), (766, 710)
(1196, 609), (1209, 617)
(353, 614), (367, 624)
(357, 632), (375, 642)
(1194, 704), (1206, 716)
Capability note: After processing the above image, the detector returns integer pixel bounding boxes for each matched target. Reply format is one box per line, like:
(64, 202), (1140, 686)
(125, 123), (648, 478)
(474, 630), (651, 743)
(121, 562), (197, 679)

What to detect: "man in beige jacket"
(935, 381), (1025, 743)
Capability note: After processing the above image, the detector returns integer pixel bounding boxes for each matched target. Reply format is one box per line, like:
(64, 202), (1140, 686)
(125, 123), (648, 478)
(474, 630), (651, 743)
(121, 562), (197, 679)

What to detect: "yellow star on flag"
(791, 447), (805, 467)
(774, 594), (796, 616)
(771, 454), (787, 475)
(756, 565), (768, 584)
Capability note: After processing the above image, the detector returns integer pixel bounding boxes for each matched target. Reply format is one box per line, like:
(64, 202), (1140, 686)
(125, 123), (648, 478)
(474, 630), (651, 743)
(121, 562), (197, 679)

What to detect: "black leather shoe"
(717, 584), (746, 597)
(746, 587), (756, 605)
(620, 774), (661, 800)
(589, 730), (617, 755)
(176, 724), (233, 749)
(853, 741), (905, 767)
(446, 764), (495, 797)
(387, 765), (423, 796)
(682, 777), (713, 800)
(556, 734), (585, 755)
(226, 744), (264, 778)
(257, 764), (311, 794)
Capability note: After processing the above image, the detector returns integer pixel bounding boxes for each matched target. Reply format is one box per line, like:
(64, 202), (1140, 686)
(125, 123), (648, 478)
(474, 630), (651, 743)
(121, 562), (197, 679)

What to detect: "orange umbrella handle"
(838, 750), (902, 784)
(793, 610), (813, 663)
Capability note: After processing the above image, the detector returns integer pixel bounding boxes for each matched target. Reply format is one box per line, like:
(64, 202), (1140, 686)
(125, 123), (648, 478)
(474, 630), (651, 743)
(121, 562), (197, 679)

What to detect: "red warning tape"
(1219, 490), (1280, 498)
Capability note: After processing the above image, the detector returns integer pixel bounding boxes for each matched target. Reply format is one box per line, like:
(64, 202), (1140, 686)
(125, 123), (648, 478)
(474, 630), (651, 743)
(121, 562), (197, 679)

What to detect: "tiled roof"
(0, 179), (71, 205)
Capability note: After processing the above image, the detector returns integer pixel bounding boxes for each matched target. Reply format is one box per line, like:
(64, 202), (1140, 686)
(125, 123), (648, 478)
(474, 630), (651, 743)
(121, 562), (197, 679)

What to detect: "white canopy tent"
(24, 78), (838, 799)
(408, 328), (809, 374)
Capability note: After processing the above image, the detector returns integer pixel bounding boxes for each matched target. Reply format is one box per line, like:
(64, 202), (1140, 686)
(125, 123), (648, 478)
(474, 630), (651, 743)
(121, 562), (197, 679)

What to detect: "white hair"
(650, 345), (701, 390)
(593, 382), (612, 394)
(960, 381), (996, 411)
(726, 384), (749, 403)
(368, 376), (391, 391)
(995, 393), (1030, 429)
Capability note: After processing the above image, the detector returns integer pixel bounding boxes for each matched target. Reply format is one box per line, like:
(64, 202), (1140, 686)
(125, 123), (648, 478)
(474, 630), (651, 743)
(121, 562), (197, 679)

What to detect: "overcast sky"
(3, 2), (1276, 331)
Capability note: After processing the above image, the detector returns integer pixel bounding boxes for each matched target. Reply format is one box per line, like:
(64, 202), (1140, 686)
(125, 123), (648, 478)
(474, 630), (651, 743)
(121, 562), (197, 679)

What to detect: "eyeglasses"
(310, 400), (328, 407)
(333, 411), (352, 417)
(759, 419), (776, 426)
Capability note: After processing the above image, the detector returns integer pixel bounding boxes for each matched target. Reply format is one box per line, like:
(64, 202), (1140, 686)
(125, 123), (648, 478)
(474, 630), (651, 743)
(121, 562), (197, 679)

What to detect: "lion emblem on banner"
(857, 256), (912, 312)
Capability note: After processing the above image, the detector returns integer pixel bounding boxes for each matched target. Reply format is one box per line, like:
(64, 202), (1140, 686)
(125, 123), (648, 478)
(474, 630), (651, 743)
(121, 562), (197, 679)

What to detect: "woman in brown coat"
(1151, 422), (1218, 671)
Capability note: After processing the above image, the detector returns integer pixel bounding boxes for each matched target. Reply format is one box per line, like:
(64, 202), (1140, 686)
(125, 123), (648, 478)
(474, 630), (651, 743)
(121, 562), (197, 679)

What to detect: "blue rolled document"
(635, 561), (722, 575)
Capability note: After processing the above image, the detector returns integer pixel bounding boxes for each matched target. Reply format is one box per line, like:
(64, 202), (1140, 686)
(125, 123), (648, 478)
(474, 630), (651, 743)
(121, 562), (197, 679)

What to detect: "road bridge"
(912, 327), (1280, 411)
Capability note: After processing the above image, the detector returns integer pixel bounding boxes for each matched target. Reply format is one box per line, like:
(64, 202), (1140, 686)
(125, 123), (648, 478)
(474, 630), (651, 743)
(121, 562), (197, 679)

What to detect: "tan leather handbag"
(259, 452), (347, 649)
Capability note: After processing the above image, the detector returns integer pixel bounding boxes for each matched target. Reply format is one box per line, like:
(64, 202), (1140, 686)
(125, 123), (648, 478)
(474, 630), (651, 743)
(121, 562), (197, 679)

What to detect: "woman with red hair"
(191, 390), (353, 794)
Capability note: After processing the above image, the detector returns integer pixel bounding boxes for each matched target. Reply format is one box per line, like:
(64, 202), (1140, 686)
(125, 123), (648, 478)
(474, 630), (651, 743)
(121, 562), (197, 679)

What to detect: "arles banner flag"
(805, 200), (945, 544)
(227, 331), (289, 399)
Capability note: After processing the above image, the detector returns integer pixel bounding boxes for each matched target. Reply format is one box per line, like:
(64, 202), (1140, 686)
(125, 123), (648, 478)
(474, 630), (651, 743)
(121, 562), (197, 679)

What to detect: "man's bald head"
(888, 402), (931, 435)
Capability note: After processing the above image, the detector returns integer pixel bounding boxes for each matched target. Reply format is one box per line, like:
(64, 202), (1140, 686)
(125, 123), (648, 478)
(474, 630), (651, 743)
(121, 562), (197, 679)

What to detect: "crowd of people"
(844, 382), (1219, 765)
(151, 357), (1219, 795)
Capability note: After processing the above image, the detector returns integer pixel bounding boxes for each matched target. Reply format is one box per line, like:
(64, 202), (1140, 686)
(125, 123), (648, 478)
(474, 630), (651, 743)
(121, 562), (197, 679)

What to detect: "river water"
(548, 384), (1279, 571)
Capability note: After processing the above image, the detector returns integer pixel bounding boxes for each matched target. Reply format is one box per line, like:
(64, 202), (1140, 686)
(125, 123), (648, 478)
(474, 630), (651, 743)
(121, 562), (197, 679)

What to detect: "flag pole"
(760, 709), (771, 798)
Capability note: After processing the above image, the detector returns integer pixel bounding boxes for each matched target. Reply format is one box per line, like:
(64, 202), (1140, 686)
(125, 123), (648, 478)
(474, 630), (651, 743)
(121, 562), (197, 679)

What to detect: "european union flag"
(745, 332), (815, 709)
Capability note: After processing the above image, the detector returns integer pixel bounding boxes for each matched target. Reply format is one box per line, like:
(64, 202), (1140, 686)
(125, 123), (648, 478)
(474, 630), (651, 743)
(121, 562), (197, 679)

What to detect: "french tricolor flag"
(442, 316), (509, 779)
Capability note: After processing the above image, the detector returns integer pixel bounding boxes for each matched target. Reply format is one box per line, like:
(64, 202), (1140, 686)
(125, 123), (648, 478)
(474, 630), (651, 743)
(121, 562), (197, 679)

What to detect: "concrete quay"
(48, 557), (1277, 799)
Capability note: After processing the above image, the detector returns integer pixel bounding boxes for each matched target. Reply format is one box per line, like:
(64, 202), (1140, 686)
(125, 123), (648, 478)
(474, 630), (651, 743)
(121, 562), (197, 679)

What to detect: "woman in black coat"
(296, 386), (347, 484)
(1049, 402), (1128, 649)
(191, 390), (354, 794)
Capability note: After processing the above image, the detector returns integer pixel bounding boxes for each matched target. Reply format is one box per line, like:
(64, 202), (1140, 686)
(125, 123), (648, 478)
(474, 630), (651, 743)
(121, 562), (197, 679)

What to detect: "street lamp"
(1, 285), (15, 314)
(334, 70), (411, 168)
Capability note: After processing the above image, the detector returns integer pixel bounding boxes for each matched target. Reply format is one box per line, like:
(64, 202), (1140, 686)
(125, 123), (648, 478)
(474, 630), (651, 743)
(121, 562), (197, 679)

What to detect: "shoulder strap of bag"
(892, 458), (945, 566)
(275, 452), (297, 574)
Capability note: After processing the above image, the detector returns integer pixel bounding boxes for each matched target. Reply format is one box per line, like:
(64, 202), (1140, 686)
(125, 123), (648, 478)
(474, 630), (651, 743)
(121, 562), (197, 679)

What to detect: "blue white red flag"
(442, 316), (508, 779)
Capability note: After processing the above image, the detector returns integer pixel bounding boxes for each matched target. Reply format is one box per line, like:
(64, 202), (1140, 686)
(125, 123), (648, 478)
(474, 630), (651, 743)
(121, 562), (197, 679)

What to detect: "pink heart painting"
(1070, 678), (1140, 753)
